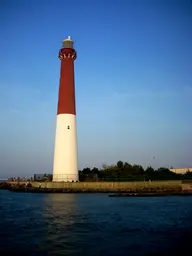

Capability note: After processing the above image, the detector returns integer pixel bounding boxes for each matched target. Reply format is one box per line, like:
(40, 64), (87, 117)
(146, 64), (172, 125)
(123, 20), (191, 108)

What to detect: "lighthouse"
(52, 36), (79, 182)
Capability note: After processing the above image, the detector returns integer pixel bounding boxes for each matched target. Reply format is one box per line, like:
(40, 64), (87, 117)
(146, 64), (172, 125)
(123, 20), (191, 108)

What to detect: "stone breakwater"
(109, 192), (192, 197)
(3, 180), (191, 193)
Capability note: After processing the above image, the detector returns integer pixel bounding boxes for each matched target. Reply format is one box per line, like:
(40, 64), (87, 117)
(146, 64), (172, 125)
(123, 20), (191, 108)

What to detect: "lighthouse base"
(52, 114), (79, 182)
(52, 174), (79, 182)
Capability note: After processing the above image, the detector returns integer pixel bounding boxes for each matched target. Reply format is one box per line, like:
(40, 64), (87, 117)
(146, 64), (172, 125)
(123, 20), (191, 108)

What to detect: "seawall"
(6, 180), (192, 193)
(30, 180), (182, 192)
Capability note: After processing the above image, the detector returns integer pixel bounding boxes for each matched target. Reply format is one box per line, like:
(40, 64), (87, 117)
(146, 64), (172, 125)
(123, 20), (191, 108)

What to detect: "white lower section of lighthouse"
(53, 114), (79, 182)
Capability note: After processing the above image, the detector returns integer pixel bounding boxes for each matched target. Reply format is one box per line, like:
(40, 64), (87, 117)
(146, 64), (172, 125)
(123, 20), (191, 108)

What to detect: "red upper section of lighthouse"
(59, 48), (77, 60)
(57, 40), (77, 115)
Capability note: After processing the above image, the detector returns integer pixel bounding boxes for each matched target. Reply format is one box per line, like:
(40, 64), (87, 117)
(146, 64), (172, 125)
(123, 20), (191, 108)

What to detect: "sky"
(0, 0), (191, 178)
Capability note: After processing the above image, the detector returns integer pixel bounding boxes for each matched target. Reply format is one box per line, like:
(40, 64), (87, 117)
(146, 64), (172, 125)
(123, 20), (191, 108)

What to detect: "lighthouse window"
(67, 126), (70, 129)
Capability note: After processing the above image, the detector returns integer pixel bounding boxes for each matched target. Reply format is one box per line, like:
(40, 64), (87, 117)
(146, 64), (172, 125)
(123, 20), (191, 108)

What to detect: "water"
(0, 190), (192, 256)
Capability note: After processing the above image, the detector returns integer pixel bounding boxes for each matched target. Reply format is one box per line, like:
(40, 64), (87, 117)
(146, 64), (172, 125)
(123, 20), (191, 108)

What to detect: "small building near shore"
(34, 174), (45, 181)
(169, 168), (192, 175)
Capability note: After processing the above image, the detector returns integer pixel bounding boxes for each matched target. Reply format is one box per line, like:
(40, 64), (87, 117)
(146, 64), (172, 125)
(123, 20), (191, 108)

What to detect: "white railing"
(52, 174), (79, 182)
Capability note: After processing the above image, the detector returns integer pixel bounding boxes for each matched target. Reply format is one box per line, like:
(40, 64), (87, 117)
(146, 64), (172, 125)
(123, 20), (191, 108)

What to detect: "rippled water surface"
(0, 190), (192, 255)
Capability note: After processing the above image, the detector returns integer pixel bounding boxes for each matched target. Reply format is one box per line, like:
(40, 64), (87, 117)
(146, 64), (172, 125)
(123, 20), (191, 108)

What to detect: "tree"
(132, 165), (144, 175)
(145, 166), (155, 173)
(157, 167), (172, 174)
(117, 161), (124, 169)
(122, 162), (133, 177)
(124, 162), (132, 169)
(91, 167), (99, 174)
(145, 166), (155, 180)
(156, 167), (177, 180)
(183, 171), (192, 179)
(82, 168), (91, 174)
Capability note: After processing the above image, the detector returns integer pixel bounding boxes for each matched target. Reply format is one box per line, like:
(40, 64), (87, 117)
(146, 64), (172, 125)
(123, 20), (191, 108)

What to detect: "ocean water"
(0, 190), (192, 256)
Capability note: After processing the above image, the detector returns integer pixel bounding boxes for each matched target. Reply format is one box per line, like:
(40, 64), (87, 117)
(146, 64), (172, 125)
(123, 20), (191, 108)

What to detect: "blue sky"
(0, 0), (191, 178)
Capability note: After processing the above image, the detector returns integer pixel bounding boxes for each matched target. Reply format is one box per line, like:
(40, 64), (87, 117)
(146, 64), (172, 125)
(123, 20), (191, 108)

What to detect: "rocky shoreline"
(109, 191), (192, 197)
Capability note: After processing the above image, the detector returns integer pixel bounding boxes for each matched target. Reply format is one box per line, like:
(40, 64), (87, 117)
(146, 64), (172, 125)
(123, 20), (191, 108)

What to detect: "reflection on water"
(0, 191), (192, 255)
(42, 194), (79, 256)
(44, 193), (78, 226)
